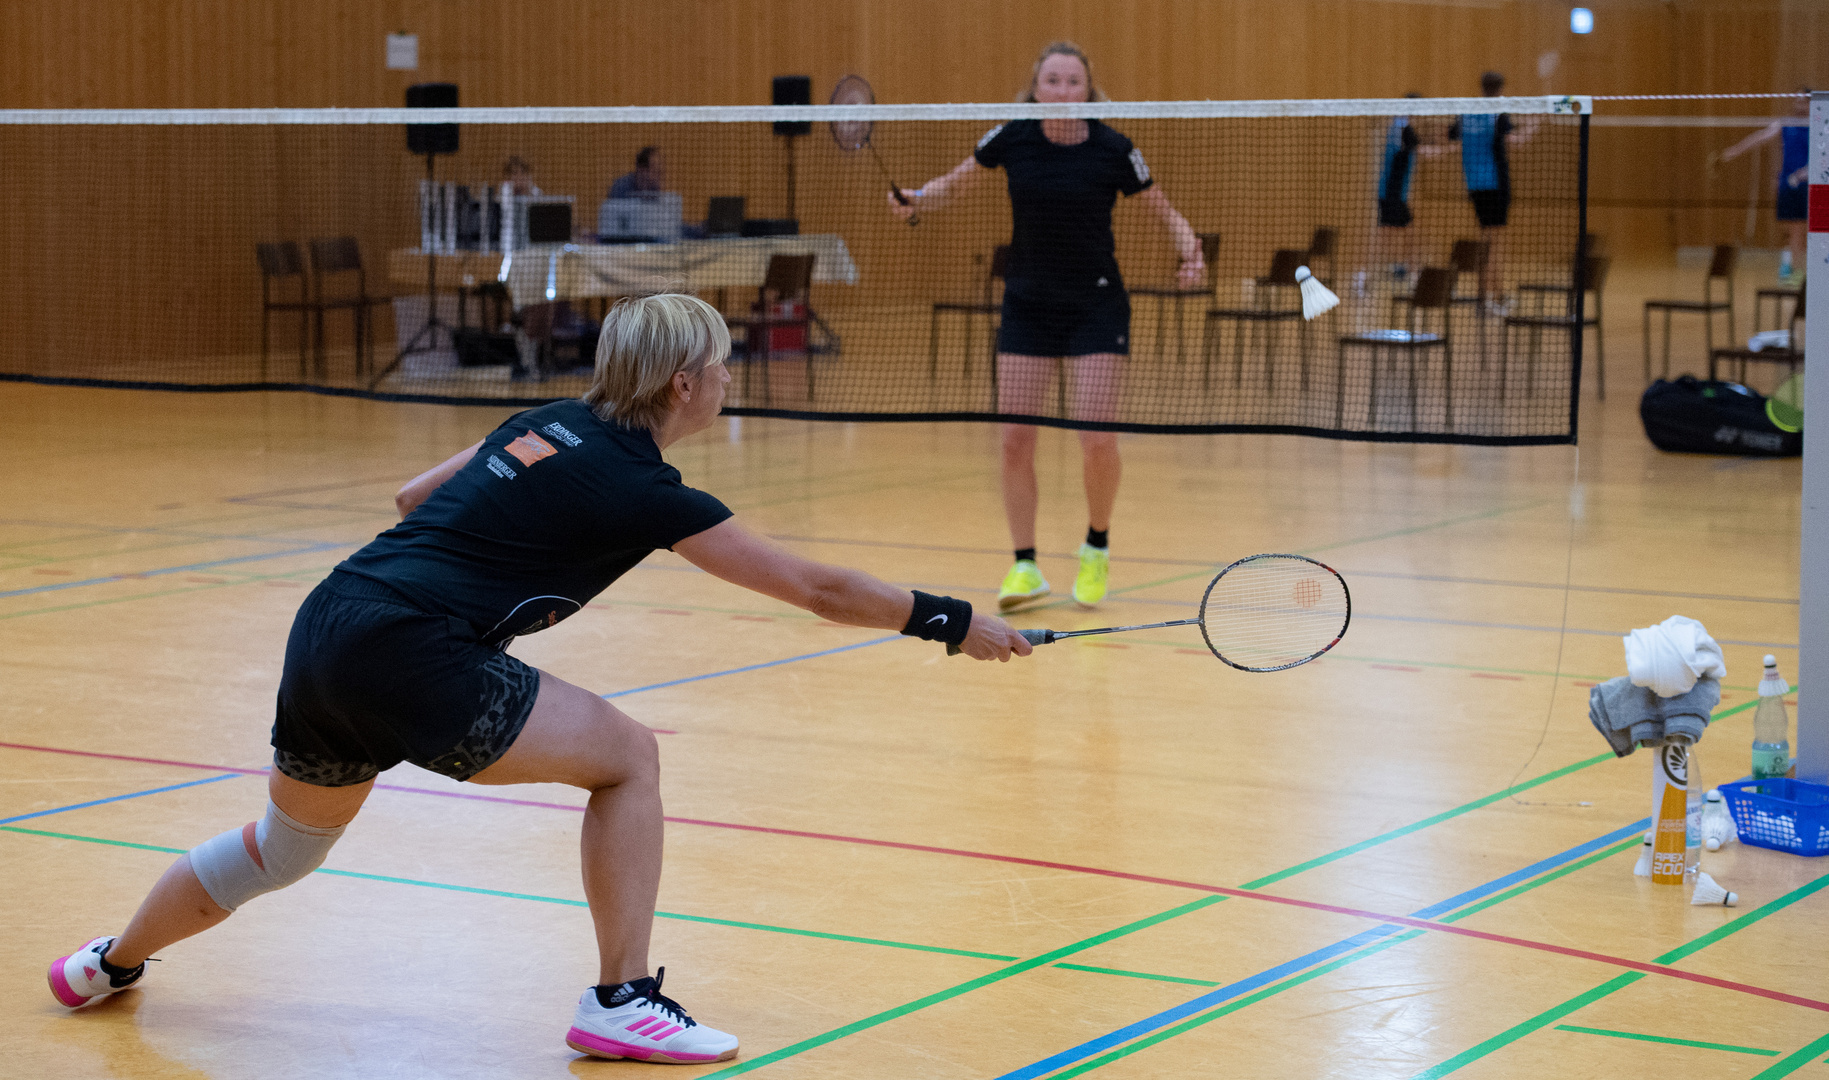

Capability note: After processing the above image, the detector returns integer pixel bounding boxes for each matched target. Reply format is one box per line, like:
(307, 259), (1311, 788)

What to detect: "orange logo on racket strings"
(504, 431), (558, 467)
(1292, 578), (1323, 609)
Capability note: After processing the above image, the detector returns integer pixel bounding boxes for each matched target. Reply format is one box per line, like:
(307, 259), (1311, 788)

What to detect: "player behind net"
(47, 294), (1032, 1064)
(889, 41), (1204, 612)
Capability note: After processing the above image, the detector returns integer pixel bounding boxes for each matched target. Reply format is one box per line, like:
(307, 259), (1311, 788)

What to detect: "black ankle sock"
(1013, 548), (1037, 563)
(96, 950), (143, 986)
(596, 975), (656, 1009)
(1085, 528), (1109, 549)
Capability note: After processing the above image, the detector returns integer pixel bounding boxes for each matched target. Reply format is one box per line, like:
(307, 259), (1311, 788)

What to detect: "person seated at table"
(609, 147), (666, 200)
(503, 155), (541, 196)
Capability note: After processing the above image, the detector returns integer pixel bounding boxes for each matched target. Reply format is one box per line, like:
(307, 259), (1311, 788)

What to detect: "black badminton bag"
(1639, 376), (1801, 457)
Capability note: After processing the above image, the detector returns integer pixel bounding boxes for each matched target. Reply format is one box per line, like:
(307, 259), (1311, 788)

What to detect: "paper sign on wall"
(386, 33), (419, 71)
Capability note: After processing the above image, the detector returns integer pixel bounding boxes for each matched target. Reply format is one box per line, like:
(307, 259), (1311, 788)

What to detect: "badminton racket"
(830, 74), (917, 226)
(949, 553), (1350, 672)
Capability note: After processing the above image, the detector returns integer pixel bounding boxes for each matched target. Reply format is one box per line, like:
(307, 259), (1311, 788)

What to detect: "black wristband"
(902, 591), (972, 645)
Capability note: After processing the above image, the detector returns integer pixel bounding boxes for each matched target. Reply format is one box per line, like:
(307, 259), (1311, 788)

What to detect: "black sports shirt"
(337, 399), (732, 646)
(973, 119), (1153, 297)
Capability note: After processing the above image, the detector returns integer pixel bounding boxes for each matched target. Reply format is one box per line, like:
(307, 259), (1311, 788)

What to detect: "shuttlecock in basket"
(1295, 265), (1338, 321)
(1690, 871), (1737, 907)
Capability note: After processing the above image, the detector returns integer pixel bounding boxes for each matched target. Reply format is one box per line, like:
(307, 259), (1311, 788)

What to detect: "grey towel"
(1588, 676), (1721, 757)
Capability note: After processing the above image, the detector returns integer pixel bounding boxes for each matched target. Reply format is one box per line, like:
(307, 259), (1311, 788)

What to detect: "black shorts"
(1469, 189), (1510, 228)
(1377, 199), (1413, 228)
(1777, 183), (1807, 222)
(272, 571), (541, 787)
(998, 283), (1131, 358)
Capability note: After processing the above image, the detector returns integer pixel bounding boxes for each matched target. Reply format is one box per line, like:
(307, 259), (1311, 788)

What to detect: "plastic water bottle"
(1752, 655), (1793, 780)
(1684, 749), (1703, 880)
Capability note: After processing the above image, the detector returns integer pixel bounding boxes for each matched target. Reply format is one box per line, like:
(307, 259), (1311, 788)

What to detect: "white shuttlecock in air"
(1295, 265), (1338, 321)
(1690, 871), (1737, 907)
(1632, 837), (1652, 878)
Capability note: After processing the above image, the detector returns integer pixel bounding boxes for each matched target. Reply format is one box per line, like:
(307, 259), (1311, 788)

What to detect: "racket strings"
(1200, 557), (1348, 670)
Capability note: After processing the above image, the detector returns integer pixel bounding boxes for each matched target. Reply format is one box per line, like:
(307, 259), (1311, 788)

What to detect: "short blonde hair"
(583, 294), (729, 430)
(1020, 41), (1107, 103)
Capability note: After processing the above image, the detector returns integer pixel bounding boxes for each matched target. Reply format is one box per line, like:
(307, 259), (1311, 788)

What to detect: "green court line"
(0, 826), (1014, 962)
(1051, 963), (1221, 987)
(1239, 752), (1615, 889)
(1749, 1032), (1829, 1079)
(1553, 1024), (1779, 1056)
(1040, 837), (1642, 1079)
(1411, 868), (1829, 1079)
(698, 896), (1228, 1079)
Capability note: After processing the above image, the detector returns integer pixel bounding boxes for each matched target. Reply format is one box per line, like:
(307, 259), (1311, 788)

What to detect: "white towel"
(1623, 615), (1727, 698)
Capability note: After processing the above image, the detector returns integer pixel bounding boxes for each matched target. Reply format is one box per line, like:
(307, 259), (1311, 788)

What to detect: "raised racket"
(949, 554), (1350, 671)
(830, 74), (917, 226)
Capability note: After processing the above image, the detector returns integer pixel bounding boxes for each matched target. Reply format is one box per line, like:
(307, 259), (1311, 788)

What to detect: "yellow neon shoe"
(997, 559), (1050, 610)
(1073, 544), (1110, 608)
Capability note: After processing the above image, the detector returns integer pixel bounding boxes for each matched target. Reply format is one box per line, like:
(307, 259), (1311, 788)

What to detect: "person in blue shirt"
(1716, 93), (1812, 284)
(1447, 72), (1534, 313)
(609, 146), (667, 200)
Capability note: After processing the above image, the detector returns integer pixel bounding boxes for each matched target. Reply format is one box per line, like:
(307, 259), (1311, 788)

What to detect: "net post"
(1798, 90), (1829, 782)
(1569, 110), (1590, 437)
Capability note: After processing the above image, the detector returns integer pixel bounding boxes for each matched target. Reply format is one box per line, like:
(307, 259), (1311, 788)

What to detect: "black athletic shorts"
(1777, 183), (1807, 222)
(1469, 189), (1511, 228)
(1377, 199), (1413, 228)
(997, 282), (1131, 358)
(271, 571), (541, 787)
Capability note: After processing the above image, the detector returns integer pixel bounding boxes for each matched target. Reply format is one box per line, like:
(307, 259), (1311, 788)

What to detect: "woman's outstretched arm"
(674, 517), (1031, 661)
(888, 155), (985, 219)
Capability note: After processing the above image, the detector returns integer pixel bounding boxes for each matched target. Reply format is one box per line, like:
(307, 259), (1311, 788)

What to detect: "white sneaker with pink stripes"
(564, 968), (738, 1064)
(48, 936), (143, 1007)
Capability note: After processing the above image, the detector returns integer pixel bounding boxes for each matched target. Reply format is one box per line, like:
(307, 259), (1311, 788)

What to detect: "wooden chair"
(1205, 248), (1309, 392)
(1338, 266), (1455, 431)
(1643, 244), (1737, 382)
(736, 253), (817, 403)
(1130, 232), (1220, 363)
(1711, 280), (1804, 387)
(307, 237), (392, 379)
(1508, 255), (1610, 399)
(256, 241), (313, 380)
(929, 245), (1009, 383)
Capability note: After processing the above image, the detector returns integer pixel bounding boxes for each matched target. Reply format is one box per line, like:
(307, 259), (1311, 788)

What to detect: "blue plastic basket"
(1718, 778), (1829, 857)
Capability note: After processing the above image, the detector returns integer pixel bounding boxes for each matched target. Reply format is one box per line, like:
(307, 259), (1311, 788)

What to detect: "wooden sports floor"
(3, 268), (1822, 1079)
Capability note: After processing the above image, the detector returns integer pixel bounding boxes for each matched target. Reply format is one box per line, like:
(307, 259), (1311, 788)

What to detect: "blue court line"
(604, 635), (905, 698)
(0, 543), (344, 599)
(0, 773), (244, 825)
(994, 818), (1652, 1080)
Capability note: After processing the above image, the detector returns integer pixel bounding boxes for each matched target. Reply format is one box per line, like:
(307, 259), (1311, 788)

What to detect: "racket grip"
(946, 627), (1054, 657)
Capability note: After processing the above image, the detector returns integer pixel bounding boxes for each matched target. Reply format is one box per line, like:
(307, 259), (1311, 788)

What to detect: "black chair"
(1205, 248), (1309, 391)
(1755, 284), (1802, 335)
(1338, 266), (1455, 431)
(256, 241), (313, 379)
(734, 253), (817, 403)
(1306, 226), (1338, 284)
(1131, 232), (1220, 363)
(1643, 244), (1737, 382)
(1711, 280), (1804, 386)
(929, 245), (1009, 383)
(1507, 255), (1610, 399)
(307, 237), (393, 379)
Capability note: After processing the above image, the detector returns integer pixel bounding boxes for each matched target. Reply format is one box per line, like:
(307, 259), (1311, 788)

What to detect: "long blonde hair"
(1019, 41), (1107, 103)
(583, 294), (729, 431)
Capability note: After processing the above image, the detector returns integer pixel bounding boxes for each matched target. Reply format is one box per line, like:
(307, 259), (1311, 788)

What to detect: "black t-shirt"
(336, 399), (732, 646)
(973, 119), (1153, 298)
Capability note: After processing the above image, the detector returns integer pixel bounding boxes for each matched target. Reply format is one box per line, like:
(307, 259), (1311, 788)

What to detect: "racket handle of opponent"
(946, 628), (1053, 656)
(891, 187), (919, 226)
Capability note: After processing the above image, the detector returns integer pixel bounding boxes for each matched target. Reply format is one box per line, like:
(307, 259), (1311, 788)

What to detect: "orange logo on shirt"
(504, 431), (558, 467)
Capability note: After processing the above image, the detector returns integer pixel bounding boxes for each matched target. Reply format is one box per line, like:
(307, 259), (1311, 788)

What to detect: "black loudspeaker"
(772, 75), (811, 136)
(406, 83), (459, 156)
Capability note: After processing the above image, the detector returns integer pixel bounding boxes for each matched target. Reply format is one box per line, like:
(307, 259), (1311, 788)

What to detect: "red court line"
(6, 738), (1826, 1012)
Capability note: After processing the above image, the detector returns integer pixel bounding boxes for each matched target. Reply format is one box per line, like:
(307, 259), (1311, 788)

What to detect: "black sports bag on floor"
(1639, 376), (1801, 457)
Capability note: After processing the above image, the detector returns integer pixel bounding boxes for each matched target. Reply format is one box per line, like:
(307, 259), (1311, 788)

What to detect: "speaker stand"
(370, 153), (464, 389)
